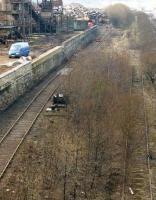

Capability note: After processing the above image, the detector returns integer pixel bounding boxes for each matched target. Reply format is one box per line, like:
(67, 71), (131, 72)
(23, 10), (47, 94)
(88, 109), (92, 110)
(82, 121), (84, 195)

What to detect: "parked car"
(9, 42), (30, 58)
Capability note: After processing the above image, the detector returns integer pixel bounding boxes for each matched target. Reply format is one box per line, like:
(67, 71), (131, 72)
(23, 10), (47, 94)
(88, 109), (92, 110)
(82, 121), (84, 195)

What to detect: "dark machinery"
(0, 25), (22, 44)
(46, 93), (68, 111)
(53, 94), (66, 106)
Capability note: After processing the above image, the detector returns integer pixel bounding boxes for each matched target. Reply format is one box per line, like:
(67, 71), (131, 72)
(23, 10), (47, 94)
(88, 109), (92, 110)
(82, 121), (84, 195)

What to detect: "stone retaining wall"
(0, 26), (97, 110)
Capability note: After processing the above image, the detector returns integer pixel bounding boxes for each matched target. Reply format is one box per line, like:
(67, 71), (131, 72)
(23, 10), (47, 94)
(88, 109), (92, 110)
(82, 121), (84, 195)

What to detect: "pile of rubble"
(63, 3), (108, 22)
(64, 3), (89, 19)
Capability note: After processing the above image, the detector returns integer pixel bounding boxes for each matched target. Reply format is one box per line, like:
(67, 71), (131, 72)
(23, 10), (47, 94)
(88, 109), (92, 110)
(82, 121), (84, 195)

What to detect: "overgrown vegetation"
(134, 12), (156, 83)
(0, 43), (143, 199)
(136, 12), (156, 50)
(105, 4), (134, 28)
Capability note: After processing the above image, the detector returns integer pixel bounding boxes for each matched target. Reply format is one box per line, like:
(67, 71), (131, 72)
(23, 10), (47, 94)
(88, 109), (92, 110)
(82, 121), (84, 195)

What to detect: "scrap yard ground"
(0, 32), (77, 73)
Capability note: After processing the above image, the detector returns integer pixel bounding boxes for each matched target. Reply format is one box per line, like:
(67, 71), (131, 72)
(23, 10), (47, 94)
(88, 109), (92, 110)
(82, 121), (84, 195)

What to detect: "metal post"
(50, 0), (53, 33)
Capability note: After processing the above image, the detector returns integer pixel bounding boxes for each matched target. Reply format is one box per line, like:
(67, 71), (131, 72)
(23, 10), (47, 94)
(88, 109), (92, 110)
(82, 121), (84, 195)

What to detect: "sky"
(64, 0), (156, 10)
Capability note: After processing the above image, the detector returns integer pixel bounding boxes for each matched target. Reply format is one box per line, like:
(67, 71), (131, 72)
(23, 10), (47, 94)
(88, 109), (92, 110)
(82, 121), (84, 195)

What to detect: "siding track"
(122, 63), (153, 200)
(0, 73), (60, 180)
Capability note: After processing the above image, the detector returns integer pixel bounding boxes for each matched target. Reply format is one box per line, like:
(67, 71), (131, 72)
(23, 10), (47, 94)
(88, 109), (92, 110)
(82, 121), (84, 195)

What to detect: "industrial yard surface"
(0, 32), (78, 74)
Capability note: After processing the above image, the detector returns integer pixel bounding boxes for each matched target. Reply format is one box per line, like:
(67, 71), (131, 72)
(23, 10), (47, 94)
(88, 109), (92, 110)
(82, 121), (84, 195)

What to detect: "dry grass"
(0, 34), (143, 200)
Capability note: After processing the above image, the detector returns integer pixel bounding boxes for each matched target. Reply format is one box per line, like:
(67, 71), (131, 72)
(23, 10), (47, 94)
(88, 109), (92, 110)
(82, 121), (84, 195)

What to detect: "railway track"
(142, 76), (156, 199)
(121, 50), (154, 200)
(128, 70), (153, 200)
(0, 67), (63, 138)
(141, 73), (153, 200)
(0, 43), (103, 182)
(0, 73), (60, 180)
(0, 27), (105, 182)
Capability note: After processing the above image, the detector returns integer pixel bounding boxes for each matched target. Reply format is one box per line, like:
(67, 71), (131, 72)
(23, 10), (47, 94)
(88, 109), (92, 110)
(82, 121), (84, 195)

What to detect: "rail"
(0, 73), (60, 180)
(121, 67), (153, 200)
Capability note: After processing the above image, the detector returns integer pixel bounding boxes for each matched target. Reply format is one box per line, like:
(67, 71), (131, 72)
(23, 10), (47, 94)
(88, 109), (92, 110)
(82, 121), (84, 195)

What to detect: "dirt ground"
(0, 55), (18, 66)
